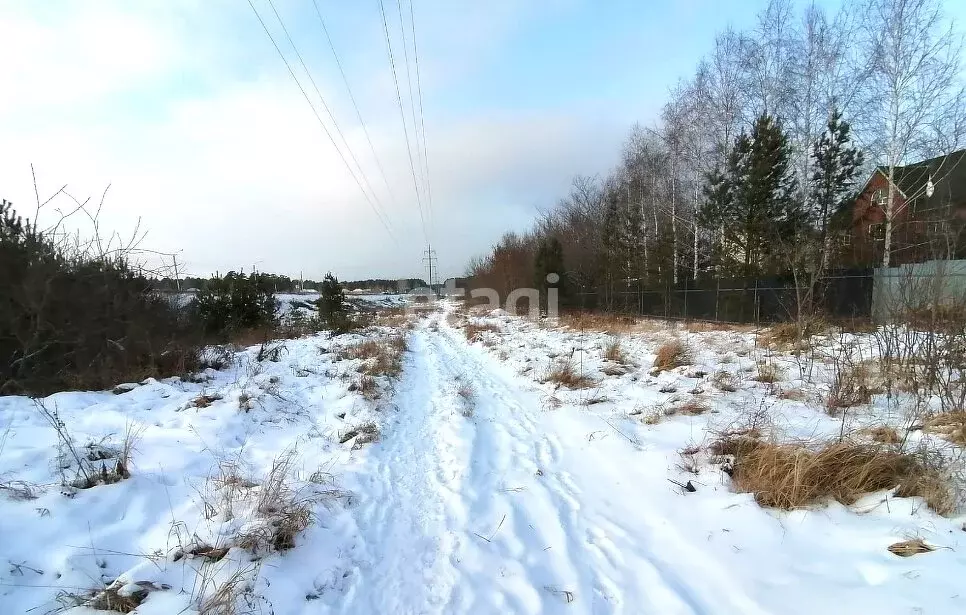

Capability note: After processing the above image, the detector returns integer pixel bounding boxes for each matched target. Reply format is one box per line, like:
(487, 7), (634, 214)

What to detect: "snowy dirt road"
(337, 310), (768, 615)
(4, 304), (964, 614)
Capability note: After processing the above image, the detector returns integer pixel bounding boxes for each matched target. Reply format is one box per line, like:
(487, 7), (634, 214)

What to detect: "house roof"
(877, 148), (966, 212)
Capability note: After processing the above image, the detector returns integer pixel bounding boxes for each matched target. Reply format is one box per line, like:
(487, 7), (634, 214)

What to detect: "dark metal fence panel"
(568, 269), (874, 324)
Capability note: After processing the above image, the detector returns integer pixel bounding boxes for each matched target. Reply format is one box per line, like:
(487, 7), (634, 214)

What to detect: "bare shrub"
(712, 436), (954, 514)
(653, 339), (693, 371)
(543, 360), (595, 389)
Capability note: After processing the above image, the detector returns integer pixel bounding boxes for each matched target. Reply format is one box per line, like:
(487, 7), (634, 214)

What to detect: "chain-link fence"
(568, 269), (874, 324)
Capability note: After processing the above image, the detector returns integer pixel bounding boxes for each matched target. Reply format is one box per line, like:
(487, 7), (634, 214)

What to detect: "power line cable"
(394, 0), (428, 221)
(407, 0), (435, 233)
(245, 0), (398, 243)
(310, 0), (399, 208)
(263, 0), (392, 226)
(378, 0), (428, 242)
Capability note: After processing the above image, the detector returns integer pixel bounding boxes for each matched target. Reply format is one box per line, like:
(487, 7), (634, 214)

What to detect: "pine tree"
(701, 114), (801, 275)
(810, 108), (864, 246)
(317, 272), (352, 333)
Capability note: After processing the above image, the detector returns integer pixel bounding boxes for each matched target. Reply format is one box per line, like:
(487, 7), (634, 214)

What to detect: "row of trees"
(469, 0), (965, 306)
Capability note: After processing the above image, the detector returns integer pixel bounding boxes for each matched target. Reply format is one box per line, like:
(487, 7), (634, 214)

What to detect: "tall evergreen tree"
(810, 108), (864, 246)
(701, 114), (801, 275)
(317, 272), (352, 333)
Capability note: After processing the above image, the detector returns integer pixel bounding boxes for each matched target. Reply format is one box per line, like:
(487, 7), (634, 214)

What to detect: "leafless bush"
(1, 196), (203, 395)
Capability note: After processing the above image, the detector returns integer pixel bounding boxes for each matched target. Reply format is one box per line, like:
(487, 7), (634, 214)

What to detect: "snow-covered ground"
(2, 302), (965, 614)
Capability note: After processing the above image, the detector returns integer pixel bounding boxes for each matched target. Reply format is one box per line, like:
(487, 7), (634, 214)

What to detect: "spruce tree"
(810, 108), (864, 245)
(701, 114), (801, 275)
(317, 272), (352, 333)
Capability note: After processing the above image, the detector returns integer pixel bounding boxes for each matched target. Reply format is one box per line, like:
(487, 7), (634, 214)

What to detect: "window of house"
(869, 222), (885, 240)
(928, 220), (948, 236)
(873, 188), (887, 208)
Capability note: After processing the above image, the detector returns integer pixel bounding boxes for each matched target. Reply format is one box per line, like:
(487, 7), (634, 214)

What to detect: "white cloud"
(0, 0), (626, 280)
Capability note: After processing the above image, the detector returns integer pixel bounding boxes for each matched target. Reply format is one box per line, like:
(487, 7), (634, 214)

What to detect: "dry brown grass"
(340, 336), (406, 380)
(676, 399), (711, 416)
(683, 320), (756, 333)
(464, 322), (500, 342)
(862, 425), (901, 445)
(653, 339), (693, 371)
(603, 338), (627, 364)
(339, 421), (380, 447)
(237, 454), (315, 554)
(560, 311), (666, 334)
(711, 370), (739, 392)
(543, 360), (595, 389)
(712, 436), (954, 514)
(923, 411), (966, 445)
(888, 538), (935, 557)
(753, 361), (785, 383)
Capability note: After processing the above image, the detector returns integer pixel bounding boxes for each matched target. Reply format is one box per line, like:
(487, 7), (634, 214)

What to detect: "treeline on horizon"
(152, 275), (427, 293)
(468, 0), (965, 307)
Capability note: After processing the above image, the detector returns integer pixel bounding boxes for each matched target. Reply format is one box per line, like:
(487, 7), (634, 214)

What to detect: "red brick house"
(838, 149), (966, 266)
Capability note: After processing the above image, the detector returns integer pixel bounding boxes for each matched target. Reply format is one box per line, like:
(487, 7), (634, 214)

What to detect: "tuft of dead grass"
(711, 370), (739, 392)
(339, 335), (407, 394)
(753, 361), (785, 384)
(339, 421), (380, 447)
(711, 436), (954, 514)
(923, 411), (966, 445)
(193, 394), (223, 409)
(236, 454), (315, 554)
(464, 322), (500, 342)
(602, 338), (627, 364)
(862, 425), (901, 445)
(888, 538), (935, 557)
(543, 360), (595, 389)
(653, 339), (693, 372)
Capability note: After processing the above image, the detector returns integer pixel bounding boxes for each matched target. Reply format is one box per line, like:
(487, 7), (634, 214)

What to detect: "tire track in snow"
(334, 324), (465, 614)
(338, 310), (770, 614)
(431, 310), (771, 615)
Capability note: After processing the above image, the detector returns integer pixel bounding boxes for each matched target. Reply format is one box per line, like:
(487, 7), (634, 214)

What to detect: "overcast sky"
(4, 0), (943, 281)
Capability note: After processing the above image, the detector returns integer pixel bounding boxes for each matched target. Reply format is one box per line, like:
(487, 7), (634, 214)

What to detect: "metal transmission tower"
(423, 245), (439, 295)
